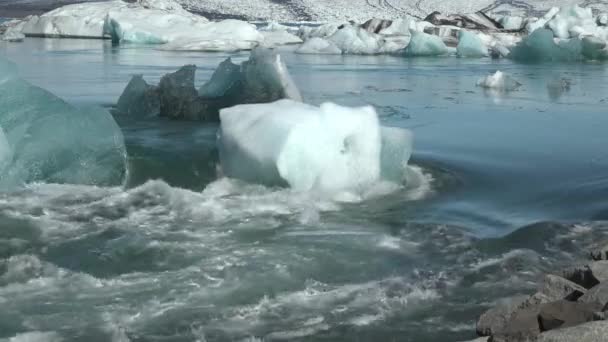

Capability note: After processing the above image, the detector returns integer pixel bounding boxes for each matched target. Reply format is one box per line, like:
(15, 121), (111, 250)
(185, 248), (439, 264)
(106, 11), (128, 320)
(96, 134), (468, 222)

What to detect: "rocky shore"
(462, 243), (608, 342)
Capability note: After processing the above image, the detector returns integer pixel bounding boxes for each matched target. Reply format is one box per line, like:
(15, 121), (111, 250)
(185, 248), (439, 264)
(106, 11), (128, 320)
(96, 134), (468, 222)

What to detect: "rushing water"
(1, 38), (608, 341)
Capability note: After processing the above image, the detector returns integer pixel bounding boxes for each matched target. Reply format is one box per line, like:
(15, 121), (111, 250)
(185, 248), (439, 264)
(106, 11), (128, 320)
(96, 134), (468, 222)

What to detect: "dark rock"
(476, 295), (530, 337)
(538, 274), (586, 302)
(423, 11), (503, 31)
(158, 65), (211, 121)
(563, 261), (608, 289)
(490, 305), (542, 342)
(579, 282), (608, 311)
(114, 75), (160, 117)
(590, 244), (608, 261)
(537, 300), (602, 332)
(536, 321), (608, 342)
(477, 275), (586, 338)
(361, 18), (393, 34)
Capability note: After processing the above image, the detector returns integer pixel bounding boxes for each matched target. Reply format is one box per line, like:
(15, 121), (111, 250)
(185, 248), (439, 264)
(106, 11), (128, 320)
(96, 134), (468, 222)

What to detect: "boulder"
(579, 282), (608, 311)
(562, 261), (608, 289)
(476, 295), (530, 336)
(490, 305), (542, 342)
(590, 244), (608, 261)
(538, 274), (586, 301)
(537, 300), (602, 332)
(536, 321), (608, 342)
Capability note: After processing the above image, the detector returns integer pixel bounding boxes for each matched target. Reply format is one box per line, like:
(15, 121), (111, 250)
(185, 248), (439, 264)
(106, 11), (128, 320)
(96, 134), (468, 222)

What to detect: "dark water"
(1, 38), (608, 342)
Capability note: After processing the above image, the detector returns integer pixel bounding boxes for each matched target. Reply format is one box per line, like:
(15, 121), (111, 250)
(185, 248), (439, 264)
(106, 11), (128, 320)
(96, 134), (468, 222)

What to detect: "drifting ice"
(218, 99), (413, 194)
(0, 56), (127, 188)
(476, 71), (521, 91)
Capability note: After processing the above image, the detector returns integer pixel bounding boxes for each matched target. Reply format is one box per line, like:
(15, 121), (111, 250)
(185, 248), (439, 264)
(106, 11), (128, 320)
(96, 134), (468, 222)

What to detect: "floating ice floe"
(0, 56), (127, 189)
(218, 99), (413, 196)
(476, 71), (521, 91)
(115, 48), (301, 120)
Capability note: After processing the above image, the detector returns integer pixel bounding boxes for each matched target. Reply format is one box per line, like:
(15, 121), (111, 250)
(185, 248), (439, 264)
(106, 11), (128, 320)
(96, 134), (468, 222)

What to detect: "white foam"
(7, 332), (63, 342)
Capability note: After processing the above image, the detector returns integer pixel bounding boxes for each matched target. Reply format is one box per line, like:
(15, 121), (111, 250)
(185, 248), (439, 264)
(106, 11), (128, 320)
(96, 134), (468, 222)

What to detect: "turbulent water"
(1, 38), (608, 341)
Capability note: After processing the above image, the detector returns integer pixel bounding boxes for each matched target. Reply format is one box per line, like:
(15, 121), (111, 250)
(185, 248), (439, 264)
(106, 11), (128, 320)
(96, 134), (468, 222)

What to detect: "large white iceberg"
(0, 56), (127, 189)
(21, 1), (131, 38)
(218, 99), (413, 194)
(18, 0), (267, 51)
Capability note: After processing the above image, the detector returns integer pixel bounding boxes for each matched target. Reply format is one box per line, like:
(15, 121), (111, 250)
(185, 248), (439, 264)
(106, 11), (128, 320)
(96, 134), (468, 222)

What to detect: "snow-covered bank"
(3, 1), (608, 61)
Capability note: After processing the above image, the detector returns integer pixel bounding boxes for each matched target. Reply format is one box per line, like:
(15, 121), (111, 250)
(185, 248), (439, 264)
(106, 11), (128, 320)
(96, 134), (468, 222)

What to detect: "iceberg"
(0, 56), (127, 189)
(305, 24), (405, 55)
(509, 28), (582, 62)
(476, 71), (521, 91)
(114, 48), (301, 120)
(296, 37), (342, 54)
(218, 99), (413, 194)
(260, 30), (303, 47)
(457, 30), (488, 57)
(115, 75), (160, 117)
(546, 5), (595, 39)
(18, 0), (267, 51)
(404, 30), (448, 56)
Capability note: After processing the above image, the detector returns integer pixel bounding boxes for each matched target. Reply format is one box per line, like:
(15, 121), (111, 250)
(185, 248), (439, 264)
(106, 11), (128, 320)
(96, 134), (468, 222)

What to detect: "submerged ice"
(0, 57), (126, 188)
(218, 99), (413, 196)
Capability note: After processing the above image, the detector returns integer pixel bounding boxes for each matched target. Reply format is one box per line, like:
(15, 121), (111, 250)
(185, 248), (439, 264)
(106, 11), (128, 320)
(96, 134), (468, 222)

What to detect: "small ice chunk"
(218, 99), (413, 194)
(476, 71), (521, 91)
(296, 37), (342, 54)
(404, 30), (448, 56)
(457, 30), (488, 57)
